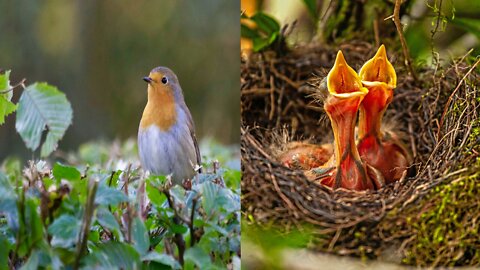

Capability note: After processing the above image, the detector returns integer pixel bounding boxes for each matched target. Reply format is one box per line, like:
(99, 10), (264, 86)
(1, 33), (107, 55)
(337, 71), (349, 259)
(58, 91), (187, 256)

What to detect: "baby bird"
(357, 45), (411, 184)
(138, 67), (201, 184)
(306, 51), (384, 190)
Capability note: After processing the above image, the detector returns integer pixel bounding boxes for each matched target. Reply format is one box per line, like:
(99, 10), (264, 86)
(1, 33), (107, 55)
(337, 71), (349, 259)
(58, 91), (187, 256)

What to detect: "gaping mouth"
(327, 51), (367, 97)
(358, 44), (396, 88)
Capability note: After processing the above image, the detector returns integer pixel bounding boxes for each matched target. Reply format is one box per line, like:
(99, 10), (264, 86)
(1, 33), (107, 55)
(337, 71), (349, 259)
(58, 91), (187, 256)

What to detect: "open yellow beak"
(359, 44), (396, 88)
(320, 51), (374, 190)
(327, 51), (368, 97)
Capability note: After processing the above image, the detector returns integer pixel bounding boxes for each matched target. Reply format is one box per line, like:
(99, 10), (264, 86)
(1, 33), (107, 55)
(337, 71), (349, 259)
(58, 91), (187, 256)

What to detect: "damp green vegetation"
(397, 169), (479, 266)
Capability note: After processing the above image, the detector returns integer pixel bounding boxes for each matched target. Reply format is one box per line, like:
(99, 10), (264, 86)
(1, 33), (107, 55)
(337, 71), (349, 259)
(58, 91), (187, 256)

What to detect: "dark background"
(0, 0), (239, 160)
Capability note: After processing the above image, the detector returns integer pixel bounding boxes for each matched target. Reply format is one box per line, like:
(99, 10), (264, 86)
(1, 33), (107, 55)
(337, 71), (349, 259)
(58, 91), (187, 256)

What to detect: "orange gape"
(357, 45), (411, 184)
(306, 51), (384, 190)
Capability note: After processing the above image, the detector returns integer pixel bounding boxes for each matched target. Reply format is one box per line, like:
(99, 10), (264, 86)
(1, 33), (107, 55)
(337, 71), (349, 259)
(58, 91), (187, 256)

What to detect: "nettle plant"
(0, 70), (241, 269)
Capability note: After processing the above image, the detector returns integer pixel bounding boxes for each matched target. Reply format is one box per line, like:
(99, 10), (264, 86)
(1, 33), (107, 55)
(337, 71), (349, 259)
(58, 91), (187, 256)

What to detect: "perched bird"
(306, 51), (384, 190)
(138, 67), (201, 184)
(357, 45), (411, 184)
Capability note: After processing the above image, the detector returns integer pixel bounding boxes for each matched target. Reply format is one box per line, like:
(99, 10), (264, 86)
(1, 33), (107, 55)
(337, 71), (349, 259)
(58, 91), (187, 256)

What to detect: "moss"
(400, 170), (480, 266)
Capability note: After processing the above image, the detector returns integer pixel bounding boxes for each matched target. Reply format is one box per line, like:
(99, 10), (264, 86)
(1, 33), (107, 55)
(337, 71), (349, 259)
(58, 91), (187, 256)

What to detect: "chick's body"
(138, 67), (200, 184)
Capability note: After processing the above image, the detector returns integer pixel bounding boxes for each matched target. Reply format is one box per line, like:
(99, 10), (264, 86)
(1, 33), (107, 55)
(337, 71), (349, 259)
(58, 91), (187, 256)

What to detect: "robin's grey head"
(143, 66), (185, 101)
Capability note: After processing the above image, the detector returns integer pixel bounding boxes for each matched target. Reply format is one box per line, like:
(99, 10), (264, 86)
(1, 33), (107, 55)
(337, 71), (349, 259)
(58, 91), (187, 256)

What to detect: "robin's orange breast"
(140, 88), (177, 131)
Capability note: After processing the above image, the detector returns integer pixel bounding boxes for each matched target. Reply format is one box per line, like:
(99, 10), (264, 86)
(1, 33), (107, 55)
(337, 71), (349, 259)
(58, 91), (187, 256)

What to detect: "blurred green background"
(0, 0), (239, 160)
(243, 0), (479, 63)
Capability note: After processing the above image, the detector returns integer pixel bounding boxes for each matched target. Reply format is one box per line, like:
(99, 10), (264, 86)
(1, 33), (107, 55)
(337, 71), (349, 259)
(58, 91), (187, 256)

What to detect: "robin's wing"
(183, 103), (202, 173)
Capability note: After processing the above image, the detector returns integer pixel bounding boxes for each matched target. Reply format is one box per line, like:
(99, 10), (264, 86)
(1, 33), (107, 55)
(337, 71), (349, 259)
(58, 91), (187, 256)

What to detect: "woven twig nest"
(241, 41), (479, 266)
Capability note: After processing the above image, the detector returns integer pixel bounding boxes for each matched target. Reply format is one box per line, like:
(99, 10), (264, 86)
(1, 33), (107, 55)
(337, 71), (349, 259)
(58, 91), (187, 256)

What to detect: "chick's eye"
(161, 76), (168, 84)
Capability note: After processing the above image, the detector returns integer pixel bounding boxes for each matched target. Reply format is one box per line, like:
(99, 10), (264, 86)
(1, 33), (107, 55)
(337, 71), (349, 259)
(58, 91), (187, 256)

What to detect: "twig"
(164, 188), (186, 266)
(437, 57), (480, 138)
(74, 179), (99, 270)
(392, 0), (418, 81)
(0, 78), (26, 94)
(189, 195), (199, 247)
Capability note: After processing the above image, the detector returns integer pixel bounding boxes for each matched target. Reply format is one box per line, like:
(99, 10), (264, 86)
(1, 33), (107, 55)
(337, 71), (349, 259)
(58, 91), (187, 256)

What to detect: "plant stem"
(0, 78), (26, 94)
(74, 179), (98, 270)
(164, 188), (185, 266)
(393, 0), (418, 81)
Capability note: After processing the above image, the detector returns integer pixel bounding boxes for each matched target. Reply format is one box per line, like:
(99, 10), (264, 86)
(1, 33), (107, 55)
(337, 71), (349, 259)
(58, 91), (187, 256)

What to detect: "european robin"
(138, 67), (201, 184)
(357, 45), (411, 184)
(306, 51), (384, 190)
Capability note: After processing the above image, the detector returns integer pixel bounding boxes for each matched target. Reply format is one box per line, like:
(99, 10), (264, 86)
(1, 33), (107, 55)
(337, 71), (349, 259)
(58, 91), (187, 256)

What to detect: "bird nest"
(241, 41), (480, 266)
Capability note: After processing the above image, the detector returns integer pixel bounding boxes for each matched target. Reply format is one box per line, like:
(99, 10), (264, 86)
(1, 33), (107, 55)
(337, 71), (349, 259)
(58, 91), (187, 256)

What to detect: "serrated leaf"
(53, 162), (81, 182)
(15, 82), (72, 157)
(0, 96), (17, 125)
(142, 252), (181, 269)
(47, 214), (80, 248)
(94, 184), (128, 206)
(131, 217), (150, 256)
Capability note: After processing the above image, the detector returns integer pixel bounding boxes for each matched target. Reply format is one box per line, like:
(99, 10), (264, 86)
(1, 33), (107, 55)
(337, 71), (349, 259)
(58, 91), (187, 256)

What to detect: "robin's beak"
(143, 76), (153, 83)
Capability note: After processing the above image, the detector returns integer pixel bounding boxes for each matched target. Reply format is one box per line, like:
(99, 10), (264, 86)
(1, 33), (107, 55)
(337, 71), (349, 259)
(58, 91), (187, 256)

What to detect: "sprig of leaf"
(241, 12), (281, 52)
(16, 82), (73, 157)
(0, 71), (17, 125)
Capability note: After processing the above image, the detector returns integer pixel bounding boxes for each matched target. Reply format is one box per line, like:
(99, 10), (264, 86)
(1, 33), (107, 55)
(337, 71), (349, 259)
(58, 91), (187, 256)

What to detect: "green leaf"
(253, 37), (273, 52)
(131, 217), (150, 256)
(250, 12), (280, 35)
(53, 162), (81, 182)
(25, 199), (44, 247)
(81, 241), (140, 269)
(0, 96), (17, 125)
(449, 17), (480, 38)
(142, 252), (181, 269)
(0, 71), (17, 125)
(146, 180), (166, 207)
(241, 24), (259, 39)
(96, 207), (123, 241)
(20, 250), (40, 270)
(201, 181), (219, 215)
(302, 0), (319, 21)
(0, 236), (10, 270)
(15, 82), (72, 157)
(184, 246), (211, 268)
(94, 184), (128, 206)
(47, 214), (81, 248)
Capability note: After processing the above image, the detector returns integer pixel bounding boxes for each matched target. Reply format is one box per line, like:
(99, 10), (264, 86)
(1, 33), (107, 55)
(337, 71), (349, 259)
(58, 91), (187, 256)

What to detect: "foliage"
(0, 70), (72, 157)
(241, 12), (281, 52)
(0, 70), (241, 269)
(0, 139), (241, 269)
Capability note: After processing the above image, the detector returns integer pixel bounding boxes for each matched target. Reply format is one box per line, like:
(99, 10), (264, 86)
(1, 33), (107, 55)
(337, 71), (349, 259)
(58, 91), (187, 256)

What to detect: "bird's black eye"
(161, 76), (168, 84)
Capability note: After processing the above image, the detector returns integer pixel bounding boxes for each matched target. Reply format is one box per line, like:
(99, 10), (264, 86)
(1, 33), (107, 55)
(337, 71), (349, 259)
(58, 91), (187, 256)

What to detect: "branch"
(0, 78), (26, 94)
(74, 178), (99, 269)
(393, 0), (418, 81)
(164, 188), (186, 266)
